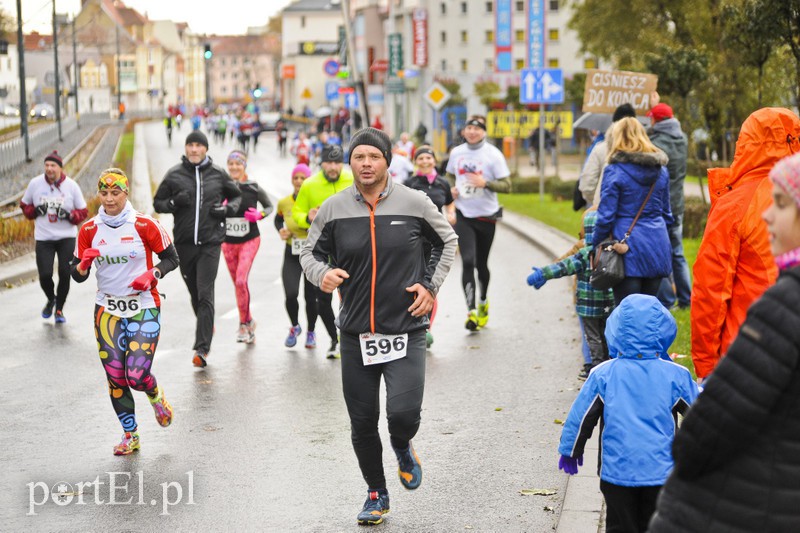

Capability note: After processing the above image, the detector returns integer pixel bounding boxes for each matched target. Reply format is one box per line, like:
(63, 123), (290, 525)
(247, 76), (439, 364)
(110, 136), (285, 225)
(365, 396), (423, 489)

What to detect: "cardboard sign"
(582, 70), (658, 115)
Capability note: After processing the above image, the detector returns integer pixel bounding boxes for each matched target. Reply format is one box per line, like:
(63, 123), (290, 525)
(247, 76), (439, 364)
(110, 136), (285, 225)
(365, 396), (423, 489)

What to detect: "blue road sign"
(344, 92), (359, 110)
(324, 59), (340, 77)
(325, 81), (339, 101)
(520, 68), (564, 104)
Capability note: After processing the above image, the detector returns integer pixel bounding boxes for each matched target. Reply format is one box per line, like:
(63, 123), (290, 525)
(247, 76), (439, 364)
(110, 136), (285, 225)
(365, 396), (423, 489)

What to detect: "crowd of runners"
(17, 100), (800, 530)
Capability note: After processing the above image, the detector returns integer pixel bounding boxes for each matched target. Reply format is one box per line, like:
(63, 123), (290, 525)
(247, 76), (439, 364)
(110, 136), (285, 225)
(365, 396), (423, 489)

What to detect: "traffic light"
(253, 84), (263, 98)
(203, 43), (212, 60)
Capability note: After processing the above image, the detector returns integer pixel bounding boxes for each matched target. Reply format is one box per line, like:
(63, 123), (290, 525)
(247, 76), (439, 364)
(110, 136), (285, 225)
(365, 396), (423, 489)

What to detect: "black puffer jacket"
(153, 156), (241, 245)
(648, 266), (800, 533)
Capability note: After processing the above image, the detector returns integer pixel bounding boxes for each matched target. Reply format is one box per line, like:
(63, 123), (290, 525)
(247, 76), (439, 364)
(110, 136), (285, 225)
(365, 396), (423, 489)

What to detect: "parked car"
(30, 103), (56, 120)
(0, 103), (20, 116)
(259, 111), (281, 131)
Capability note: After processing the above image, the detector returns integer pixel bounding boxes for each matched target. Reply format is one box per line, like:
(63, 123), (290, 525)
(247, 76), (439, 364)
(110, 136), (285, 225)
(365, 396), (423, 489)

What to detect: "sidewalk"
(501, 210), (605, 533)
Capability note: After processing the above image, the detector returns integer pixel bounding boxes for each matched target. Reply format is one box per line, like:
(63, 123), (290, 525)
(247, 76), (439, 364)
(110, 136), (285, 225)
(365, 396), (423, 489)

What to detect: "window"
(515, 29), (525, 42)
(233, 72), (239, 80)
(441, 31), (447, 44)
(549, 29), (559, 41)
(515, 58), (525, 70)
(221, 58), (226, 66)
(441, 59), (447, 71)
(461, 59), (468, 72)
(461, 2), (467, 13)
(485, 30), (494, 43)
(584, 58), (596, 69)
(516, 1), (524, 10)
(461, 30), (468, 43)
(485, 58), (493, 71)
(221, 73), (227, 80)
(221, 86), (227, 95)
(486, 1), (493, 12)
(548, 58), (559, 67)
(300, 16), (305, 28)
(232, 57), (238, 65)
(441, 2), (446, 14)
(549, 0), (559, 11)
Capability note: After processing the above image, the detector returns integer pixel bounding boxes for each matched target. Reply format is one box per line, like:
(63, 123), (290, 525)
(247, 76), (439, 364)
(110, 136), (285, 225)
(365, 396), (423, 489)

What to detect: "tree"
(564, 72), (586, 108)
(720, 0), (782, 107)
(435, 77), (465, 105)
(0, 8), (14, 40)
(773, 0), (800, 109)
(473, 80), (500, 109)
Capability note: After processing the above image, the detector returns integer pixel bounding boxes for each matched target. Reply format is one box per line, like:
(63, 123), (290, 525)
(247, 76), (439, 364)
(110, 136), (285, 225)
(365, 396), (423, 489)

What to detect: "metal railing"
(0, 117), (78, 176)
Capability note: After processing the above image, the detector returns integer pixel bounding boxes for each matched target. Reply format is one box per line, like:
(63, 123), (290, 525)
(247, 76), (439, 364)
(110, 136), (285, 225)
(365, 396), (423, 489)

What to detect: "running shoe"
(41, 299), (55, 319)
(477, 300), (490, 328)
(244, 320), (256, 344)
(326, 339), (340, 359)
(578, 363), (592, 381)
(112, 431), (140, 456)
(356, 489), (390, 526)
(54, 310), (67, 324)
(465, 309), (479, 331)
(236, 324), (250, 343)
(285, 324), (302, 347)
(425, 330), (434, 349)
(393, 442), (423, 490)
(149, 386), (173, 427)
(305, 330), (317, 349)
(192, 351), (208, 368)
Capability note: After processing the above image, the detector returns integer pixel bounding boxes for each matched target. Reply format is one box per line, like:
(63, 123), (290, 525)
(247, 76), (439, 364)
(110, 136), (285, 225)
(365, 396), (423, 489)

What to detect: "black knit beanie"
(348, 127), (392, 166)
(185, 130), (209, 148)
(612, 103), (636, 123)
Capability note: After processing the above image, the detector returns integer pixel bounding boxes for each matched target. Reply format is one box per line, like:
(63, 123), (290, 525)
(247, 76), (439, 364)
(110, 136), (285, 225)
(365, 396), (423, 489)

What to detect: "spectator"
(396, 132), (415, 159)
(690, 107), (800, 381)
(593, 117), (673, 305)
(387, 147), (414, 183)
(647, 100), (691, 309)
(578, 104), (637, 206)
(559, 294), (698, 533)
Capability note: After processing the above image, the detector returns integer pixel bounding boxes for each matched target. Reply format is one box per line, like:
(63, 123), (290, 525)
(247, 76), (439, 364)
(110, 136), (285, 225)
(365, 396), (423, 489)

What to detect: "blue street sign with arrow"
(344, 91), (359, 110)
(519, 68), (564, 104)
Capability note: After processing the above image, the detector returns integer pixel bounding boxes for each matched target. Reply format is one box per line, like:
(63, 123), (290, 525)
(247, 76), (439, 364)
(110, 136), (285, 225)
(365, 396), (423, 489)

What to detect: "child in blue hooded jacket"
(557, 294), (699, 533)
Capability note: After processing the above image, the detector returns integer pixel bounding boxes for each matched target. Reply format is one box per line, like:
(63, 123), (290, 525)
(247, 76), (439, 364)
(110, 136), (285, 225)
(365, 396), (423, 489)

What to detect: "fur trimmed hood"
(608, 149), (668, 167)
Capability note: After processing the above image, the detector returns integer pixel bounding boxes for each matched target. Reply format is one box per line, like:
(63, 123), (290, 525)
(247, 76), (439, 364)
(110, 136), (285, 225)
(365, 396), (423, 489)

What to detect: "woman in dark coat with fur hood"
(594, 116), (673, 305)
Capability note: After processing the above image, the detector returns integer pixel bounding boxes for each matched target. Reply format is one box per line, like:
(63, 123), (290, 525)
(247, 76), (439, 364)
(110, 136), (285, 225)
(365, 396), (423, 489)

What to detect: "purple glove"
(244, 207), (264, 223)
(527, 267), (546, 289)
(558, 454), (583, 475)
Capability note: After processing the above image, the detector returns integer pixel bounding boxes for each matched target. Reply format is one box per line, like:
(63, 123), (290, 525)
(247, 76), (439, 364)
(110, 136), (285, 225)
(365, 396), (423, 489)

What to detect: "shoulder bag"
(589, 181), (657, 290)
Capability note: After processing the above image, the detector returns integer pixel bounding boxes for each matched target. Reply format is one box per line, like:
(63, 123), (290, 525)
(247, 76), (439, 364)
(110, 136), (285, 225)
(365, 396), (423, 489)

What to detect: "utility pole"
(71, 15), (78, 128)
(340, 0), (369, 129)
(115, 23), (121, 118)
(52, 0), (62, 141)
(16, 0), (30, 161)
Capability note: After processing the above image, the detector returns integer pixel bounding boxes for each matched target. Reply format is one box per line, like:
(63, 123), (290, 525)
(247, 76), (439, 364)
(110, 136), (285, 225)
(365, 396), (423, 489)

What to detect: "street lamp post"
(52, 0), (62, 141)
(15, 0), (30, 161)
(71, 15), (78, 128)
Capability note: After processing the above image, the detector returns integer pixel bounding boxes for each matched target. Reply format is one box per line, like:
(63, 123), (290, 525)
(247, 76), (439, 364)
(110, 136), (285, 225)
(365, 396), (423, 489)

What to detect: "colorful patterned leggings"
(95, 305), (161, 432)
(222, 236), (261, 324)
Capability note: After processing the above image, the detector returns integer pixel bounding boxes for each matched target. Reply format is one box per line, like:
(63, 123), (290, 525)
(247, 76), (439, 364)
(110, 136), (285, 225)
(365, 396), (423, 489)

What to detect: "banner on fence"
(486, 111), (573, 139)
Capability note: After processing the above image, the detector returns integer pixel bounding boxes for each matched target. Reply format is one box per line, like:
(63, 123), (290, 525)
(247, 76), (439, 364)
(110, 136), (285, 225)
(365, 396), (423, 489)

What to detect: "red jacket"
(691, 108), (800, 378)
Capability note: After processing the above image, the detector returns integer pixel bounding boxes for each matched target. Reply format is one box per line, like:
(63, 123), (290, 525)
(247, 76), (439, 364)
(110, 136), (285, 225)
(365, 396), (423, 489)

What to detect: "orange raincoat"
(691, 108), (800, 378)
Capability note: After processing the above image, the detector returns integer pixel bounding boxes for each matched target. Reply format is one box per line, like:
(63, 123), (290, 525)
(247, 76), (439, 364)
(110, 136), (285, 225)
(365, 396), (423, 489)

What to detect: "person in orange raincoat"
(691, 107), (800, 380)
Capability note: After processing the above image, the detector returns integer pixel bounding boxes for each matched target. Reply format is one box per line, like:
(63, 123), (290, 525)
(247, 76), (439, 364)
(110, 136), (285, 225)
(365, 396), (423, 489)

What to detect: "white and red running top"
(76, 211), (172, 308)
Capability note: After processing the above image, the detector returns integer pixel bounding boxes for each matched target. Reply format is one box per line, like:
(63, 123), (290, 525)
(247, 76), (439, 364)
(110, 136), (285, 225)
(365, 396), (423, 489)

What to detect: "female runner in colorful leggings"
(71, 169), (180, 455)
(404, 146), (456, 347)
(222, 150), (273, 343)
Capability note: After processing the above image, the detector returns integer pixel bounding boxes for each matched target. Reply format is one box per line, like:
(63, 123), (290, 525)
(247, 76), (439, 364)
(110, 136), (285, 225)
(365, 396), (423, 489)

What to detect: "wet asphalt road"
(0, 124), (586, 532)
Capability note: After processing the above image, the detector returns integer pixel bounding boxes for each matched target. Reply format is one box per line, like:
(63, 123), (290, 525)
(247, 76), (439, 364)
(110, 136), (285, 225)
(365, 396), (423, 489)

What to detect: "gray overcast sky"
(1, 0), (293, 35)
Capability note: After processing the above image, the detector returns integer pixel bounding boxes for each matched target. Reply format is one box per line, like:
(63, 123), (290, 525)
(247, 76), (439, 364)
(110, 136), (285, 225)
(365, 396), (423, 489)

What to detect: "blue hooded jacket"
(558, 294), (699, 486)
(594, 150), (674, 278)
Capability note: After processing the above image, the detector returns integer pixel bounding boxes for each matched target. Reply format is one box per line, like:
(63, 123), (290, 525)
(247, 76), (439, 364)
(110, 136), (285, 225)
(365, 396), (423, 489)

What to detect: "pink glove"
(79, 248), (101, 271)
(244, 207), (264, 223)
(130, 269), (158, 291)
